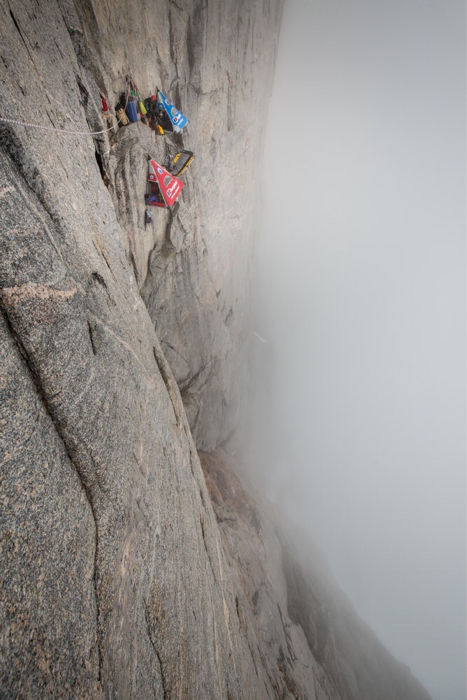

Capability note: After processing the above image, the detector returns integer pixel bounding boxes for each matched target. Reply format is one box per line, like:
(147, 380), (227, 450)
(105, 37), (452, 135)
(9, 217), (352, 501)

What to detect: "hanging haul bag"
(126, 98), (138, 123)
(116, 105), (129, 126)
(170, 150), (194, 176)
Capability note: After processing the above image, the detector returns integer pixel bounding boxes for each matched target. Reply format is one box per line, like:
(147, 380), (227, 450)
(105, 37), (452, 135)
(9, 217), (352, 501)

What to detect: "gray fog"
(257, 1), (466, 699)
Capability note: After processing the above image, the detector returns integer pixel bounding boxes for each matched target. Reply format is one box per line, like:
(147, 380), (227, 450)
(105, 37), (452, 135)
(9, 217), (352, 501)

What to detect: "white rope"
(0, 113), (117, 136)
(0, 84), (131, 136)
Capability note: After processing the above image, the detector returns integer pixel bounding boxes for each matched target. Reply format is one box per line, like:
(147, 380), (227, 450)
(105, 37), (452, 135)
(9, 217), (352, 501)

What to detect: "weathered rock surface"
(80, 0), (284, 451)
(0, 1), (279, 696)
(0, 1), (433, 699)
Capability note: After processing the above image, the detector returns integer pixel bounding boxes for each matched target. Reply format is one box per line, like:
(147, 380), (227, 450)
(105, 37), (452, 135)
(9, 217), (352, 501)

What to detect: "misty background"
(256, 1), (466, 699)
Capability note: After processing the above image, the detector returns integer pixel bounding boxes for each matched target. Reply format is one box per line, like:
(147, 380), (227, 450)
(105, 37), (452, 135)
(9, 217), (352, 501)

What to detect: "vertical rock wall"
(0, 0), (282, 697)
(76, 0), (284, 451)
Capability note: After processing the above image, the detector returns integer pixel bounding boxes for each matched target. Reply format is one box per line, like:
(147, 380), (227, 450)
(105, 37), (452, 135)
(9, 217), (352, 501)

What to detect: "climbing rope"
(0, 83), (130, 137)
(0, 114), (117, 136)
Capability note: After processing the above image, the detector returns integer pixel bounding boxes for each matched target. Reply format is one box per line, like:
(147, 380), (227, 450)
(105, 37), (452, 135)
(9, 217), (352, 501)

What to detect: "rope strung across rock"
(0, 113), (117, 136)
(0, 83), (130, 136)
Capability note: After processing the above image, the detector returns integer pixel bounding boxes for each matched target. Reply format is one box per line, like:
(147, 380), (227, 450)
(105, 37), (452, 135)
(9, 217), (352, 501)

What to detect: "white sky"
(258, 1), (466, 698)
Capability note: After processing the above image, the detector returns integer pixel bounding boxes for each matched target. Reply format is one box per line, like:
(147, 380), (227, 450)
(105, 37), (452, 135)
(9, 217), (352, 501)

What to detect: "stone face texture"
(0, 1), (433, 699)
(79, 0), (283, 451)
(0, 1), (277, 696)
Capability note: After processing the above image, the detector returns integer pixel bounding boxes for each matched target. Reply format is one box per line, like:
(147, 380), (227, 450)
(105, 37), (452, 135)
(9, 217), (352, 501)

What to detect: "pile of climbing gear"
(100, 76), (194, 217)
(113, 80), (189, 137)
(108, 80), (195, 216)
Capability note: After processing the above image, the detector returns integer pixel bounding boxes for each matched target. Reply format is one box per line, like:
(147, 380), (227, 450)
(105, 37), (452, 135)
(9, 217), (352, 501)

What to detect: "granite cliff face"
(0, 1), (432, 699)
(79, 0), (281, 452)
